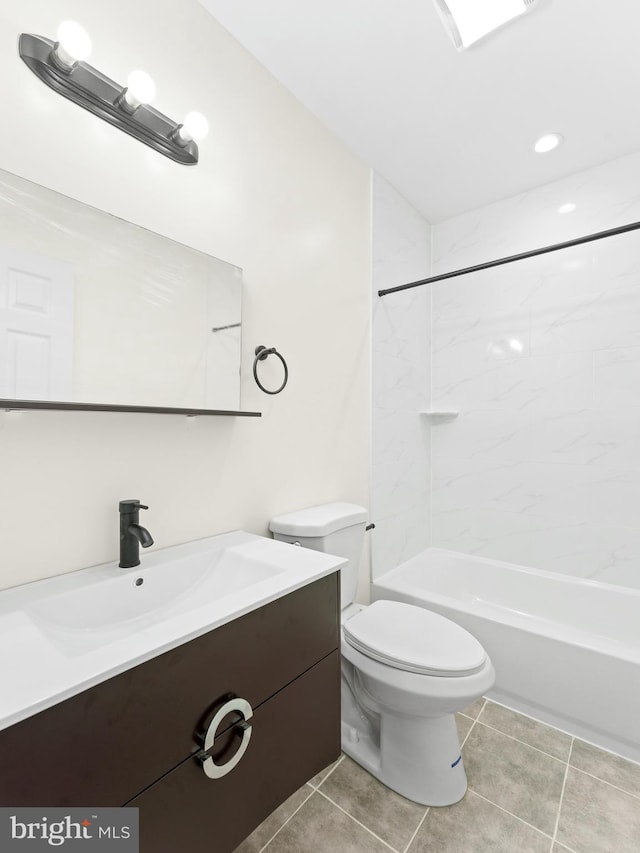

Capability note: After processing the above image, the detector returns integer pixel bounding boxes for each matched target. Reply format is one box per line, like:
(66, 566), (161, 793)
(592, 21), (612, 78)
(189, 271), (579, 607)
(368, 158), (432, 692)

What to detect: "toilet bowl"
(340, 600), (494, 805)
(269, 503), (495, 806)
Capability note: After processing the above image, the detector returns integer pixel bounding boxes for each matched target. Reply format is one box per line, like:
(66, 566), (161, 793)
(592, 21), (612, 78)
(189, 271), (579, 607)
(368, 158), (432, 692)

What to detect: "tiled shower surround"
(372, 150), (640, 589)
(371, 173), (431, 578)
(430, 150), (640, 587)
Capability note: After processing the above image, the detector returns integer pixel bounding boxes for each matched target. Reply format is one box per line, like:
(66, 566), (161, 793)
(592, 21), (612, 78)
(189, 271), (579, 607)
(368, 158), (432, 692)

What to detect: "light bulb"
(558, 202), (576, 215)
(534, 133), (563, 154)
(54, 21), (91, 69)
(177, 111), (209, 144)
(122, 70), (156, 111)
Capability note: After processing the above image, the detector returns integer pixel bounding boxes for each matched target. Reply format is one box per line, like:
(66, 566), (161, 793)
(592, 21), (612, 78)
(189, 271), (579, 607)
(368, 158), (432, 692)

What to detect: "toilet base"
(341, 711), (468, 807)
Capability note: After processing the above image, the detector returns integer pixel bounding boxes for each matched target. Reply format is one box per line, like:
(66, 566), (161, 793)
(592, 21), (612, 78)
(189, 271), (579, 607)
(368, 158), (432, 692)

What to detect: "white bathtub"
(372, 548), (640, 763)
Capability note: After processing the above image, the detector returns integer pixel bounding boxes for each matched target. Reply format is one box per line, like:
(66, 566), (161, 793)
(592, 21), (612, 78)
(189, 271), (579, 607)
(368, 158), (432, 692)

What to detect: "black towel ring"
(253, 345), (289, 395)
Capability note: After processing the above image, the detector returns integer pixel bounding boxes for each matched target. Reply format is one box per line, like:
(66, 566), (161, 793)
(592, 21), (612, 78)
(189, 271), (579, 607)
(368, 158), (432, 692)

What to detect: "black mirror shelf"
(0, 400), (261, 417)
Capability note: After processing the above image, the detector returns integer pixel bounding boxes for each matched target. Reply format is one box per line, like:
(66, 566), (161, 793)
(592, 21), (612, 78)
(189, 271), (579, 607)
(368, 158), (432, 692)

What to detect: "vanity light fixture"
(434, 0), (539, 50)
(534, 133), (563, 153)
(19, 22), (208, 165)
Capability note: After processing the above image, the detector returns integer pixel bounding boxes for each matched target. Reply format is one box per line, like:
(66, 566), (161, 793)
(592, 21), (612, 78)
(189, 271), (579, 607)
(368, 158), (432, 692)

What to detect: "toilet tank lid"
(269, 502), (368, 537)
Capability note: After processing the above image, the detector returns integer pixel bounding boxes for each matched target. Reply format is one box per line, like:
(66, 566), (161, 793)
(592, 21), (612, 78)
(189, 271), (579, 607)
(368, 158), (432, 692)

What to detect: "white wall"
(371, 173), (431, 580)
(0, 0), (371, 590)
(430, 150), (640, 588)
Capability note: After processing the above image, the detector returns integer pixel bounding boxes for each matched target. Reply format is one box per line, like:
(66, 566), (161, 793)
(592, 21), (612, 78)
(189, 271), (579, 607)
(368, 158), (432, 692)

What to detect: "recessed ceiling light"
(434, 0), (539, 50)
(534, 133), (563, 153)
(558, 203), (576, 214)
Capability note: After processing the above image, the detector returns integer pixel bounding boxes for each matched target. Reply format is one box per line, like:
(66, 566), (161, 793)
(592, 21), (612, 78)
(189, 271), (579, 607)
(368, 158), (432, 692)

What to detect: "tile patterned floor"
(234, 698), (640, 853)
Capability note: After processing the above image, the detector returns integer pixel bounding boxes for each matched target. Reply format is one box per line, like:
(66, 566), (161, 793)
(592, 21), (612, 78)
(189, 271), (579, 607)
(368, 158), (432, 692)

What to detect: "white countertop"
(0, 531), (345, 732)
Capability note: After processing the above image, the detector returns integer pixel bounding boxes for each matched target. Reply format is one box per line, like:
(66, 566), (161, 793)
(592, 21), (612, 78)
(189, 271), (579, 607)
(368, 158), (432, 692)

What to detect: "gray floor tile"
(319, 755), (426, 850)
(233, 784), (313, 852)
(570, 739), (640, 797)
(308, 755), (344, 788)
(263, 791), (391, 853)
(461, 697), (486, 720)
(478, 701), (572, 761)
(456, 713), (473, 743)
(556, 767), (640, 853)
(408, 791), (550, 853)
(463, 722), (566, 835)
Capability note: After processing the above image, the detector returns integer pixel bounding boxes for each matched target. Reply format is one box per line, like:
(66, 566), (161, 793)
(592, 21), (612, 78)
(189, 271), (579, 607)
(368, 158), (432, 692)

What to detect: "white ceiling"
(198, 0), (640, 223)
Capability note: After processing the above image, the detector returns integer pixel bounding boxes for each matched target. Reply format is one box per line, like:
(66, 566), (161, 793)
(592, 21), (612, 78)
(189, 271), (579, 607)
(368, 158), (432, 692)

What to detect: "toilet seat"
(343, 600), (487, 677)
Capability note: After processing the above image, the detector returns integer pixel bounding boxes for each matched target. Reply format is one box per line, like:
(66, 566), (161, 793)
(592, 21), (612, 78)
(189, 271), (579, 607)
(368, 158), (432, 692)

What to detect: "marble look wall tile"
(530, 285), (640, 357)
(432, 477), (640, 587)
(594, 347), (640, 408)
(373, 353), (428, 413)
(373, 290), (430, 363)
(432, 352), (593, 413)
(587, 467), (640, 528)
(371, 153), (640, 588)
(591, 230), (640, 290)
(371, 507), (430, 580)
(432, 457), (594, 525)
(433, 150), (640, 272)
(515, 520), (640, 583)
(372, 458), (430, 520)
(431, 507), (545, 566)
(524, 353), (593, 411)
(431, 410), (531, 462)
(371, 172), (431, 580)
(592, 547), (640, 588)
(372, 408), (429, 469)
(529, 408), (640, 469)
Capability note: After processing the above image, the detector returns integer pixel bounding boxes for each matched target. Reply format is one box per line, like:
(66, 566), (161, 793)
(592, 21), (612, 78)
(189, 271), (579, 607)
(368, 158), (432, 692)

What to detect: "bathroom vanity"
(0, 533), (342, 852)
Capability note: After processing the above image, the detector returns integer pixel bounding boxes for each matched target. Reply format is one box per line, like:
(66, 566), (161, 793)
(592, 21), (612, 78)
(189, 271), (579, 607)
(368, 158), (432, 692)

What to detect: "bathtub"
(372, 548), (640, 763)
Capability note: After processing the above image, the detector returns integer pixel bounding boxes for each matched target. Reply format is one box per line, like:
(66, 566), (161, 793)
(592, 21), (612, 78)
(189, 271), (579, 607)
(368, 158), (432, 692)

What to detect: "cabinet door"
(128, 651), (340, 853)
(0, 574), (339, 807)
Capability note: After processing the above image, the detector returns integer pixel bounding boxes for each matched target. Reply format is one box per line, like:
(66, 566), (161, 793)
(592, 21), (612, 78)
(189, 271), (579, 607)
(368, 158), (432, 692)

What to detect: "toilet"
(269, 502), (495, 806)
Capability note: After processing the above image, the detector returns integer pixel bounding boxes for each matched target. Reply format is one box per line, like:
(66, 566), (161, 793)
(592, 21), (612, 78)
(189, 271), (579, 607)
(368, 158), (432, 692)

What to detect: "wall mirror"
(0, 168), (251, 415)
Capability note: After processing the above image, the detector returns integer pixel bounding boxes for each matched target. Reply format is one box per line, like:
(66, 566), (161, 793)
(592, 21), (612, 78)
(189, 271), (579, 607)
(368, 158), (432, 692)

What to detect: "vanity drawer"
(128, 651), (340, 853)
(0, 572), (339, 807)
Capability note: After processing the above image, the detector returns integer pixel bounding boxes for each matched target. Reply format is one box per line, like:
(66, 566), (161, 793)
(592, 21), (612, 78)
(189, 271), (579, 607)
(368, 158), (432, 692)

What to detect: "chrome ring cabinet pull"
(199, 697), (253, 779)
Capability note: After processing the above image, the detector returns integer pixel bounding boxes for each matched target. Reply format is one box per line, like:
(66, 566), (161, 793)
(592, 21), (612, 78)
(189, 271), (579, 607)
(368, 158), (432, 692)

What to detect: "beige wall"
(0, 0), (371, 589)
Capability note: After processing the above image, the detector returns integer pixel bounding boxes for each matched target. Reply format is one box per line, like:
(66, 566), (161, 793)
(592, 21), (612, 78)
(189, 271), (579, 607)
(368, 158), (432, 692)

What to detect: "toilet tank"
(269, 502), (368, 610)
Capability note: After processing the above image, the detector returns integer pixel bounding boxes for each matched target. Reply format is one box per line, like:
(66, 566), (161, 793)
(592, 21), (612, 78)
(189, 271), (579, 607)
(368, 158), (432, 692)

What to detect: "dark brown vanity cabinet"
(0, 573), (340, 852)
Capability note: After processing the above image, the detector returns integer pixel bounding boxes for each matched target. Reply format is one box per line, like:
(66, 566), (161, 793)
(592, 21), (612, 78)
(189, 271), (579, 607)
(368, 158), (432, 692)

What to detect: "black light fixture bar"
(378, 219), (640, 297)
(19, 33), (199, 165)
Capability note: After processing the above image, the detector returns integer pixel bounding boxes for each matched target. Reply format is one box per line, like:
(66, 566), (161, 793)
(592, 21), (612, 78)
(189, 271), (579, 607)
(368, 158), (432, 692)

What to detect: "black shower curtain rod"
(377, 219), (640, 297)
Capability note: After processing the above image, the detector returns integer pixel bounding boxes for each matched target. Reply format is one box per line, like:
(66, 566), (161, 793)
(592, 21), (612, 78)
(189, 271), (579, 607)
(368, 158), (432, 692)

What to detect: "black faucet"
(119, 499), (154, 568)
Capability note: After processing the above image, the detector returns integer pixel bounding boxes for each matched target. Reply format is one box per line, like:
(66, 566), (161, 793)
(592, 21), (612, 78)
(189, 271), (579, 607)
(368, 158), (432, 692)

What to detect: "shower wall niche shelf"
(0, 400), (261, 417)
(419, 410), (459, 422)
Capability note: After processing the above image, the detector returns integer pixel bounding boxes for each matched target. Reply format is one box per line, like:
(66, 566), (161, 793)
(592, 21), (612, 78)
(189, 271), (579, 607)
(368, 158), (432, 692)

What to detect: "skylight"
(434, 0), (539, 49)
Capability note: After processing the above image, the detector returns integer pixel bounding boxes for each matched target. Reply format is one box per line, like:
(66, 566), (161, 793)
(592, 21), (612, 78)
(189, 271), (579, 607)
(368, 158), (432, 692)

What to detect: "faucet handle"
(119, 499), (149, 513)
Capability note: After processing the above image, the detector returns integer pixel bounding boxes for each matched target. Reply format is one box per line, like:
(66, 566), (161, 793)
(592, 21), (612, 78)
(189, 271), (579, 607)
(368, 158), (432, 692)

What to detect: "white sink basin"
(0, 531), (346, 731)
(27, 546), (284, 635)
